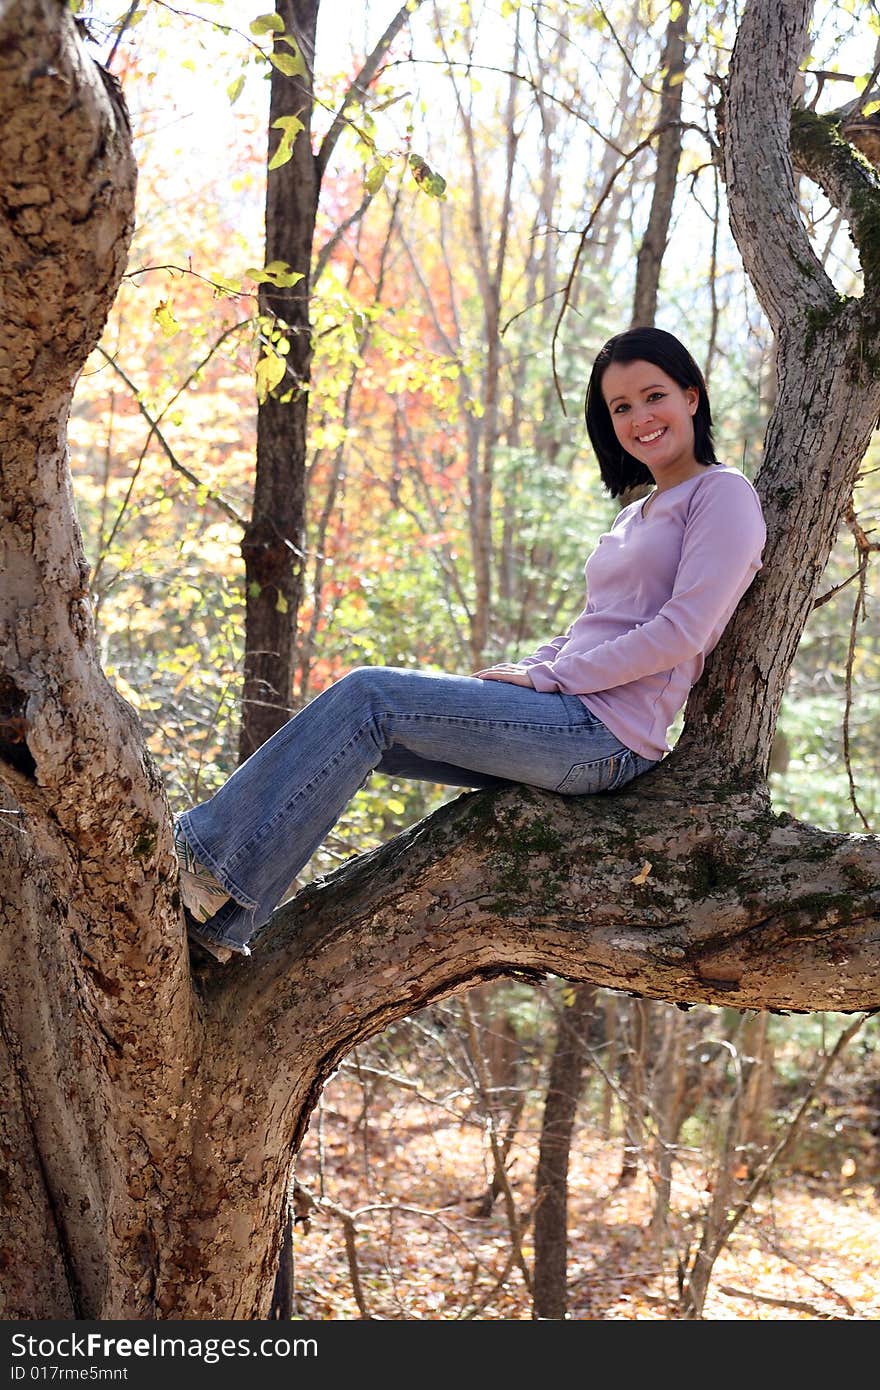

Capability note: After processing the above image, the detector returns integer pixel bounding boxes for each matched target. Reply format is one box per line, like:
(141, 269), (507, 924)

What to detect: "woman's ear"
(686, 387), (699, 415)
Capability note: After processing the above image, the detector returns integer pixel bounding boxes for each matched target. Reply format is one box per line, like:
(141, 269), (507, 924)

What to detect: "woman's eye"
(613, 403), (629, 414)
(647, 391), (666, 402)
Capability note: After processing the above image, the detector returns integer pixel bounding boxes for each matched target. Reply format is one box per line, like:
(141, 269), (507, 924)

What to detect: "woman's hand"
(472, 664), (535, 688)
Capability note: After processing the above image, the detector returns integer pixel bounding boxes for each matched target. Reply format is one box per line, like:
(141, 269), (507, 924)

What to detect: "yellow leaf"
(268, 114), (305, 170)
(254, 347), (286, 403)
(153, 300), (180, 338)
(631, 860), (652, 885)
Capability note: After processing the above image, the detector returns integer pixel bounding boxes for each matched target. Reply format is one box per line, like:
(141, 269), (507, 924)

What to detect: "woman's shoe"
(184, 910), (236, 965)
(174, 818), (231, 923)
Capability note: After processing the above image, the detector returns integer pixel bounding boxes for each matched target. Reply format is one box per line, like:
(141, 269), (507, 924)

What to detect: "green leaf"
(250, 13), (284, 35)
(275, 591), (289, 614)
(248, 581), (262, 599)
(365, 160), (388, 195)
(269, 49), (306, 78)
(227, 74), (245, 105)
(408, 153), (447, 199)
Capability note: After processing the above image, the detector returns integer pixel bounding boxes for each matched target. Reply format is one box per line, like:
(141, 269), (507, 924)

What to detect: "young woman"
(175, 326), (767, 961)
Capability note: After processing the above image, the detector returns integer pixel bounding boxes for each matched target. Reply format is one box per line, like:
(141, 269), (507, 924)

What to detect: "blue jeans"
(177, 667), (658, 952)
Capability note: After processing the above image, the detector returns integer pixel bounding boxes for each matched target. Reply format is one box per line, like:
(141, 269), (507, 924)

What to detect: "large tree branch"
(215, 774), (880, 1099)
(719, 0), (838, 330)
(790, 106), (880, 299)
(678, 0), (880, 776)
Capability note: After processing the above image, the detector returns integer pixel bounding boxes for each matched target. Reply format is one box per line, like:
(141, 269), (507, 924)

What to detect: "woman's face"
(601, 358), (700, 488)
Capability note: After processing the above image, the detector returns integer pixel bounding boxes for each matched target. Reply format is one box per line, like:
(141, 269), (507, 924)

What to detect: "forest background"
(65, 0), (880, 1320)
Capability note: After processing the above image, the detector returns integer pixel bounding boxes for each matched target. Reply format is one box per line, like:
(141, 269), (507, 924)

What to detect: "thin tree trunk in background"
(240, 0), (425, 757)
(463, 986), (526, 1218)
(631, 0), (690, 328)
(736, 1012), (774, 1160)
(648, 1007), (686, 1242)
(297, 183), (404, 701)
(600, 993), (619, 1138)
(619, 997), (648, 1186)
(618, 0), (692, 1179)
(532, 984), (596, 1319)
(240, 0), (319, 760)
(592, 4), (642, 270)
(437, 10), (521, 667)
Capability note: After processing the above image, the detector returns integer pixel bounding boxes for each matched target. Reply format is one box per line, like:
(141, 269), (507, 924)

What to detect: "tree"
(1, 0), (879, 1319)
(240, 0), (426, 758)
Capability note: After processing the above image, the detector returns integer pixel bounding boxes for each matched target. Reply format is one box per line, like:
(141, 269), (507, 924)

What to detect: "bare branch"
(92, 333), (251, 536)
(315, 0), (428, 184)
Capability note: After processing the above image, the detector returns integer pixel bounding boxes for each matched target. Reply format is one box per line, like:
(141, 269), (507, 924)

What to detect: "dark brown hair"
(584, 327), (718, 496)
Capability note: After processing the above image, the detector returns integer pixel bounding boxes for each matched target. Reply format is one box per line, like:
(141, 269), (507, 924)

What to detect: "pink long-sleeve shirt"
(517, 464), (766, 761)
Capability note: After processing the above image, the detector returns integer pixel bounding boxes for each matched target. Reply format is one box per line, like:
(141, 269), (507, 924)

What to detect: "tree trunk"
(239, 0), (319, 760)
(631, 0), (690, 328)
(532, 984), (596, 1320)
(648, 1008), (687, 1241)
(240, 0), (426, 755)
(618, 998), (649, 1186)
(2, 0), (880, 1319)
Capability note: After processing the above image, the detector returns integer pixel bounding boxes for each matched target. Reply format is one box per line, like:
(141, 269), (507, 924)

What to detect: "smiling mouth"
(636, 427), (666, 444)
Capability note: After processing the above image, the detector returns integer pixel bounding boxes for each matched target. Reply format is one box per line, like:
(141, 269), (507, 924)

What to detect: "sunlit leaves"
(153, 299), (180, 338)
(251, 12), (307, 80)
(365, 156), (393, 195)
(268, 113), (305, 170)
(269, 49), (307, 79)
(254, 345), (287, 403)
(408, 153), (447, 199)
(245, 260), (305, 289)
(249, 13), (284, 36)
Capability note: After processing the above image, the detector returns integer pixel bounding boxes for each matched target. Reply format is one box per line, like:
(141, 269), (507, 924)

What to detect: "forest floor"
(290, 1077), (880, 1321)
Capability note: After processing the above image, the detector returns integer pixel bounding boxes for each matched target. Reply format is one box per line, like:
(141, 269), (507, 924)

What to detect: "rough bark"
(1, 0), (880, 1320)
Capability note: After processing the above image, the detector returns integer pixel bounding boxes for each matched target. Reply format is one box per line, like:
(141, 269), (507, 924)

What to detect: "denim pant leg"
(178, 666), (655, 951)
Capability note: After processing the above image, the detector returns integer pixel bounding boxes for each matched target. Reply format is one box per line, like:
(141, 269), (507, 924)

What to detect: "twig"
(706, 1016), (868, 1259)
(750, 1229), (858, 1317)
(105, 0), (141, 69)
(316, 0), (429, 184)
(124, 262), (252, 300)
(90, 325), (251, 573)
(841, 503), (878, 831)
(811, 569), (861, 609)
(550, 121), (706, 411)
(716, 1284), (840, 1318)
(461, 997), (533, 1294)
